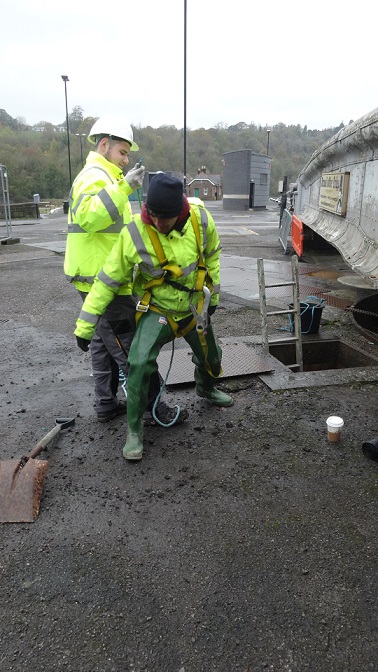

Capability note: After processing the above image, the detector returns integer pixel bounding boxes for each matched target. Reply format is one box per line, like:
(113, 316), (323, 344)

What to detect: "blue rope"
(288, 295), (325, 334)
(119, 343), (180, 427)
(150, 340), (181, 427)
(119, 368), (127, 399)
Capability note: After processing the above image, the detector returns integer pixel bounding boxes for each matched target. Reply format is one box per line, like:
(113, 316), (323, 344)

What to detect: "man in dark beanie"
(75, 172), (233, 461)
(146, 172), (185, 219)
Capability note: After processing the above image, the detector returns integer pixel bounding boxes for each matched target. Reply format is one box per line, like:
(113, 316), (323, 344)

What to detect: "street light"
(183, 0), (187, 194)
(61, 75), (72, 187)
(266, 129), (271, 156)
(75, 133), (86, 168)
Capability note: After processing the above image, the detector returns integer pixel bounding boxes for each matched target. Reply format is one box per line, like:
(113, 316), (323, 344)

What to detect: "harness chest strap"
(190, 209), (208, 293)
(136, 210), (212, 326)
(134, 212), (221, 377)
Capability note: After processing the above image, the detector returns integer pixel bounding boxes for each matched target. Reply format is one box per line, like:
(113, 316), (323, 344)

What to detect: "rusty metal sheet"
(157, 341), (277, 385)
(0, 458), (48, 523)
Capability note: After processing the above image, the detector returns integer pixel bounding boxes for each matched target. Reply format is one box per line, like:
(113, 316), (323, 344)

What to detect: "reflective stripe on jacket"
(74, 203), (222, 341)
(64, 151), (133, 294)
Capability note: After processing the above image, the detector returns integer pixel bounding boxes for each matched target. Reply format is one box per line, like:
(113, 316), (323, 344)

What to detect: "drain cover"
(157, 342), (276, 385)
(338, 275), (376, 289)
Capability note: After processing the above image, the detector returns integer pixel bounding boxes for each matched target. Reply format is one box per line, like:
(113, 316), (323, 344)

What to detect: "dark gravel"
(1, 218), (377, 672)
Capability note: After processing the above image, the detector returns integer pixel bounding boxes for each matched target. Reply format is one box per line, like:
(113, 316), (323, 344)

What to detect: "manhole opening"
(351, 294), (378, 342)
(269, 339), (378, 372)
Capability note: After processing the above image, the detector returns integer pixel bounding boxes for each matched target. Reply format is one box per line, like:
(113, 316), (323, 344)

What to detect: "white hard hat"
(88, 115), (139, 151)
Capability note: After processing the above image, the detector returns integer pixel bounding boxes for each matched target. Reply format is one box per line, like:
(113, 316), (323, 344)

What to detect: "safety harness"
(135, 208), (220, 377)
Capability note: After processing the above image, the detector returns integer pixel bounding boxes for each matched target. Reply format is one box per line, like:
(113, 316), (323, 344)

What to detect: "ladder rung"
(267, 336), (299, 344)
(267, 309), (296, 316)
(258, 256), (303, 372)
(265, 281), (295, 288)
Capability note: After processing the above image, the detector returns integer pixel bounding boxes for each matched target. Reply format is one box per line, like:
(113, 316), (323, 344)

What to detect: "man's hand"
(124, 165), (145, 190)
(76, 336), (91, 352)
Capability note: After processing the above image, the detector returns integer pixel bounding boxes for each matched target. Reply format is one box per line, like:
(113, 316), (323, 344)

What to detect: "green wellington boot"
(123, 421), (144, 461)
(194, 367), (234, 407)
(196, 385), (234, 407)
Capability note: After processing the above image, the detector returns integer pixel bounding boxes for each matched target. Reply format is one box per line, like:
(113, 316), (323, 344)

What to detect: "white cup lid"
(326, 416), (344, 428)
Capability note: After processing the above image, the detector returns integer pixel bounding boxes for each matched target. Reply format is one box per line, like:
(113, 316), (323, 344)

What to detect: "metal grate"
(157, 341), (277, 386)
(298, 286), (350, 309)
(264, 287), (350, 310)
(298, 264), (321, 274)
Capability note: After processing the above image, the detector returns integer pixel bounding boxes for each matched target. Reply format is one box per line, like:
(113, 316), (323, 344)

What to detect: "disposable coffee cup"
(326, 416), (344, 442)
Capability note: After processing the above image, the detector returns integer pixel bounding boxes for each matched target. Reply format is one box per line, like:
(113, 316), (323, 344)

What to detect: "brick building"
(187, 167), (222, 201)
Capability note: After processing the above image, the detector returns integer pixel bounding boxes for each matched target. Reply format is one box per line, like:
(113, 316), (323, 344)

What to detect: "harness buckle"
(190, 286), (211, 333)
(136, 301), (149, 313)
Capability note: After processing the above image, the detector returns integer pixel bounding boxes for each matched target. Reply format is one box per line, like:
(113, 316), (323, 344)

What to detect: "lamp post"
(61, 75), (72, 187)
(183, 0), (187, 195)
(75, 133), (86, 168)
(266, 129), (271, 156)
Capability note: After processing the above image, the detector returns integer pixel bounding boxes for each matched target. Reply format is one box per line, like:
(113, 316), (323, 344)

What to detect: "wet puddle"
(307, 270), (342, 279)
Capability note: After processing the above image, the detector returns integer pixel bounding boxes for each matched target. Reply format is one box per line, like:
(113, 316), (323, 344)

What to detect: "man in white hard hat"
(64, 115), (187, 426)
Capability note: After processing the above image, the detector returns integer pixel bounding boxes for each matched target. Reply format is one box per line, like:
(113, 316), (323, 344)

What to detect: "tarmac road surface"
(0, 203), (377, 672)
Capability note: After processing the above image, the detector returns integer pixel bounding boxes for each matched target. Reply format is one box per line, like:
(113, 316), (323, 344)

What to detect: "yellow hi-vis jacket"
(64, 150), (134, 294)
(74, 202), (222, 342)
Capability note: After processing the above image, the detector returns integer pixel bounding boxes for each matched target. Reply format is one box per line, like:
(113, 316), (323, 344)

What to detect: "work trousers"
(79, 292), (162, 414)
(126, 310), (222, 432)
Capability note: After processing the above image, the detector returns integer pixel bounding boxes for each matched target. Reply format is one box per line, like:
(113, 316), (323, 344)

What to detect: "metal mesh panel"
(157, 341), (277, 386)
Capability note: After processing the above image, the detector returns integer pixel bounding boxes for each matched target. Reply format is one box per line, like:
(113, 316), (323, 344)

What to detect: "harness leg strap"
(184, 323), (222, 382)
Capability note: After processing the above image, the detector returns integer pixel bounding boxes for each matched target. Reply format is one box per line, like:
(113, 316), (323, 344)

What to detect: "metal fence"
(0, 164), (13, 242)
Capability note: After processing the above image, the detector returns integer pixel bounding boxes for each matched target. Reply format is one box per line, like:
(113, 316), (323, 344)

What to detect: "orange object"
(0, 417), (75, 523)
(292, 215), (304, 257)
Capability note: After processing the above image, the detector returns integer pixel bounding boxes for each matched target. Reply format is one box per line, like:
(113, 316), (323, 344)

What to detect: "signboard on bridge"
(319, 171), (350, 216)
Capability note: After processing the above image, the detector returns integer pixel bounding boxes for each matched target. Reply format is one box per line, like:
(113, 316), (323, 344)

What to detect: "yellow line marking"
(243, 228), (259, 235)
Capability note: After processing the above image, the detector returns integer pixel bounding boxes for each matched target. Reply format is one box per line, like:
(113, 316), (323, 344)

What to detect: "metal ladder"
(257, 255), (303, 372)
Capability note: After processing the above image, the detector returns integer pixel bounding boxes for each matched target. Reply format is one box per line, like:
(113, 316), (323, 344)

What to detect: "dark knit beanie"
(146, 173), (184, 217)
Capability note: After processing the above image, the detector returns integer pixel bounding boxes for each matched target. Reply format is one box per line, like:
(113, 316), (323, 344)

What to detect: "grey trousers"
(79, 292), (162, 415)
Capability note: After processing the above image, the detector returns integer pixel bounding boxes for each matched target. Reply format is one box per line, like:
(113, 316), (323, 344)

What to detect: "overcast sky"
(2, 0), (376, 133)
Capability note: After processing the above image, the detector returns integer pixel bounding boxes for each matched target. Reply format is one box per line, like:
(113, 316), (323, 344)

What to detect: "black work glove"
(208, 305), (217, 316)
(76, 336), (91, 352)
